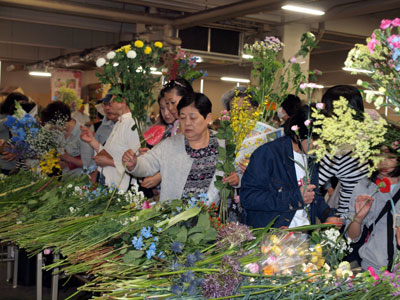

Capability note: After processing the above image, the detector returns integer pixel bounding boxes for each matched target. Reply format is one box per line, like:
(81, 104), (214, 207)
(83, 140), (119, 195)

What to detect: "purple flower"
(186, 253), (197, 267)
(171, 241), (184, 253)
(216, 222), (255, 249)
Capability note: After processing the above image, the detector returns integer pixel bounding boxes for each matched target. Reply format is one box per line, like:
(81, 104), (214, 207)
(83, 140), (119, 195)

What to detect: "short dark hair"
(41, 101), (71, 124)
(0, 92), (29, 115)
(161, 78), (194, 98)
(157, 94), (168, 125)
(322, 85), (364, 115)
(284, 104), (318, 143)
(177, 92), (212, 119)
(281, 94), (302, 117)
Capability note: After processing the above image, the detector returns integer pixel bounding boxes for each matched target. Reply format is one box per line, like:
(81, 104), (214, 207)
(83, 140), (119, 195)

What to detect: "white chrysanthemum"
(106, 51), (116, 60)
(113, 62), (119, 67)
(96, 57), (106, 67)
(127, 50), (137, 59)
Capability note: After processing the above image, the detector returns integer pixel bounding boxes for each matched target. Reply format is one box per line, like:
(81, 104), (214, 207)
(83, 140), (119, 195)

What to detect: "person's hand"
(80, 126), (94, 144)
(354, 195), (374, 222)
(122, 149), (137, 171)
(140, 173), (161, 189)
(223, 171), (240, 187)
(239, 158), (249, 174)
(396, 226), (400, 247)
(327, 187), (335, 196)
(325, 216), (343, 229)
(300, 184), (316, 205)
(139, 147), (150, 156)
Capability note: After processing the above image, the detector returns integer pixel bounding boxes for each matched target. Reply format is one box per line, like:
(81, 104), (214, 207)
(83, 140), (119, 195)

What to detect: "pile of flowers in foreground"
(0, 171), (399, 299)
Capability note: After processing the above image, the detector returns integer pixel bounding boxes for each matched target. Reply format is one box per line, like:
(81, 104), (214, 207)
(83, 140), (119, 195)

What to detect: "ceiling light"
(242, 54), (253, 59)
(221, 77), (250, 83)
(282, 5), (325, 16)
(342, 67), (373, 74)
(29, 71), (52, 77)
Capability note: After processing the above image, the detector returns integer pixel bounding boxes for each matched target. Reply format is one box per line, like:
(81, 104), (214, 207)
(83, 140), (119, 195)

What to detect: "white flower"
(375, 96), (384, 107)
(395, 107), (399, 112)
(365, 92), (374, 103)
(378, 87), (386, 93)
(74, 186), (81, 193)
(85, 214), (89, 217)
(127, 50), (137, 59)
(356, 79), (363, 86)
(106, 51), (116, 60)
(113, 62), (119, 67)
(69, 207), (75, 213)
(67, 184), (73, 188)
(96, 57), (106, 67)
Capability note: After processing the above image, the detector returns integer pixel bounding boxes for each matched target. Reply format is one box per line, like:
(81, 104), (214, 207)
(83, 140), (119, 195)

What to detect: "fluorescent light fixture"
(282, 5), (325, 16)
(29, 71), (51, 77)
(194, 56), (203, 63)
(221, 77), (250, 83)
(342, 67), (373, 74)
(151, 71), (162, 75)
(242, 54), (253, 59)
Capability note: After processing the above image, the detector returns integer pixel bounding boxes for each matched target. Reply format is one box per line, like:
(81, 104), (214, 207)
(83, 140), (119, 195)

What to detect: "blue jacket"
(241, 136), (334, 228)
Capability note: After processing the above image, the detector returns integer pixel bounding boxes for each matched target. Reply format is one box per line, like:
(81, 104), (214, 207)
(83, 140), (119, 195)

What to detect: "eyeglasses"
(163, 80), (185, 89)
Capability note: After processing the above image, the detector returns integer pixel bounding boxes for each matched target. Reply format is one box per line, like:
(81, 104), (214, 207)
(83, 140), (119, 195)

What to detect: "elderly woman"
(241, 106), (340, 228)
(123, 92), (239, 204)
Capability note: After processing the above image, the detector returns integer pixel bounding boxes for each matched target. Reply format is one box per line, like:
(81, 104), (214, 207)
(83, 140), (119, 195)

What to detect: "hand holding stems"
(222, 171), (240, 187)
(122, 149), (137, 172)
(347, 195), (374, 240)
(300, 184), (316, 205)
(140, 172), (161, 189)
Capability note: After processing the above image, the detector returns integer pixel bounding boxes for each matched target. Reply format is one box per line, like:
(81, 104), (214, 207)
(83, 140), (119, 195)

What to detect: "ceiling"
(0, 0), (399, 85)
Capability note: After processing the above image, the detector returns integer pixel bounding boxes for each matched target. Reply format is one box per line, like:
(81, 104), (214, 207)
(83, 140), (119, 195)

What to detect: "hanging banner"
(50, 70), (82, 100)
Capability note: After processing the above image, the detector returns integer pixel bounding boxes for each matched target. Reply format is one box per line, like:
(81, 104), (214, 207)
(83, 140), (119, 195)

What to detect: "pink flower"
(380, 19), (392, 29)
(43, 249), (51, 255)
(234, 195), (240, 203)
(368, 33), (379, 53)
(304, 119), (311, 126)
(300, 83), (307, 90)
(291, 125), (299, 131)
(245, 263), (259, 274)
(290, 56), (297, 63)
(393, 18), (400, 27)
(316, 103), (325, 110)
(367, 266), (380, 281)
(142, 201), (151, 209)
(388, 34), (397, 43)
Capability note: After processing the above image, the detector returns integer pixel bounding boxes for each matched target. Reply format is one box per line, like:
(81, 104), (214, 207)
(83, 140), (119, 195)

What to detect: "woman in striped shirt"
(318, 85), (369, 215)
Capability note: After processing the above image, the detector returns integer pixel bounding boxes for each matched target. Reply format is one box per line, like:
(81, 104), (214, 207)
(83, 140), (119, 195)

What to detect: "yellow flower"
(144, 46), (152, 54)
(117, 44), (131, 54)
(154, 41), (163, 48)
(134, 40), (144, 48)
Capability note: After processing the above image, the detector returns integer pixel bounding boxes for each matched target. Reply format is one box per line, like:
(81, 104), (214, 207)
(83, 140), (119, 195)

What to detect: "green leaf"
(123, 250), (144, 264)
(189, 232), (205, 244)
(218, 147), (226, 160)
(202, 227), (217, 242)
(196, 212), (211, 230)
(162, 207), (201, 231)
(216, 162), (224, 171)
(175, 226), (188, 243)
(214, 179), (224, 190)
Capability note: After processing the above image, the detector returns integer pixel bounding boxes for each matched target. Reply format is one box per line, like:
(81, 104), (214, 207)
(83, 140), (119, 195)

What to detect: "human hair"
(370, 146), (400, 182)
(40, 101), (71, 124)
(281, 94), (302, 117)
(177, 92), (212, 119)
(161, 78), (194, 98)
(20, 102), (36, 114)
(322, 85), (364, 116)
(284, 104), (318, 145)
(157, 94), (168, 125)
(221, 86), (257, 111)
(0, 92), (29, 115)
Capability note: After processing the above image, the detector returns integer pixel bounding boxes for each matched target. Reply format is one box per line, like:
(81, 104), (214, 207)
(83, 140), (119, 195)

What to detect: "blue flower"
(146, 248), (155, 260)
(186, 283), (197, 295)
(170, 260), (182, 270)
(186, 253), (197, 267)
(171, 241), (183, 254)
(141, 226), (152, 239)
(149, 242), (156, 251)
(157, 227), (162, 233)
(170, 284), (183, 295)
(131, 236), (143, 250)
(176, 206), (182, 213)
(198, 193), (208, 204)
(153, 236), (159, 242)
(158, 251), (165, 259)
(181, 271), (195, 283)
(4, 116), (17, 128)
(194, 251), (204, 262)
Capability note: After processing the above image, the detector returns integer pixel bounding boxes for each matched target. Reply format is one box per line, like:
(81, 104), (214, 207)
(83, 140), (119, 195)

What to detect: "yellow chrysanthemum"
(116, 44), (131, 54)
(134, 40), (144, 48)
(39, 149), (61, 176)
(154, 41), (163, 48)
(144, 46), (152, 54)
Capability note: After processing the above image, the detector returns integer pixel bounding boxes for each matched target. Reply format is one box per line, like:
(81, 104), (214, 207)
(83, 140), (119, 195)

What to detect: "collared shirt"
(95, 118), (115, 146)
(63, 122), (93, 175)
(97, 112), (140, 191)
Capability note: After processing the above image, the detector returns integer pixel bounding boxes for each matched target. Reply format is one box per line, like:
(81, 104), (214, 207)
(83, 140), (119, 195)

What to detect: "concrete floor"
(0, 258), (93, 300)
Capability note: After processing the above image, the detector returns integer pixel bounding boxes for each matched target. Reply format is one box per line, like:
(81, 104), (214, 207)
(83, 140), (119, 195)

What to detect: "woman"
(347, 146), (400, 271)
(42, 101), (93, 175)
(123, 92), (239, 204)
(241, 106), (339, 228)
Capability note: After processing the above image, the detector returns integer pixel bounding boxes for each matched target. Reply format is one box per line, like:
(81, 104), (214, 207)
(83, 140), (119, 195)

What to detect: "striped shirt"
(318, 152), (369, 215)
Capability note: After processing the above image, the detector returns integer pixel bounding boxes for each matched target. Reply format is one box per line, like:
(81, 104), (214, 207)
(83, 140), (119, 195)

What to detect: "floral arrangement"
(56, 87), (83, 112)
(96, 40), (165, 146)
(0, 171), (400, 299)
(311, 97), (387, 174)
(243, 32), (318, 120)
(164, 47), (207, 83)
(344, 18), (400, 112)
